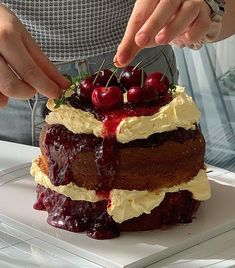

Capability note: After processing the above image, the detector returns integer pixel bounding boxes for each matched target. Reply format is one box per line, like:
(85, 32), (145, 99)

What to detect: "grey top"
(2, 0), (135, 61)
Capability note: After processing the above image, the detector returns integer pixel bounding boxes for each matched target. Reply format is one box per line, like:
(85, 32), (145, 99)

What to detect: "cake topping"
(69, 65), (169, 110)
(78, 76), (100, 103)
(94, 68), (119, 87)
(91, 86), (124, 110)
(119, 65), (147, 90)
(127, 85), (159, 104)
(144, 72), (170, 95)
(46, 86), (200, 143)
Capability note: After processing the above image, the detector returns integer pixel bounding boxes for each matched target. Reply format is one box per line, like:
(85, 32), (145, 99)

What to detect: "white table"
(0, 140), (235, 268)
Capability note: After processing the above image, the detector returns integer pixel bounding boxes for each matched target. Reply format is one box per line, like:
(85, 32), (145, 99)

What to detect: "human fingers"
(185, 11), (211, 43)
(156, 0), (211, 44)
(0, 4), (69, 98)
(0, 56), (36, 99)
(114, 0), (159, 67)
(135, 0), (182, 47)
(0, 93), (8, 108)
(23, 30), (70, 89)
(114, 46), (141, 67)
(0, 33), (61, 99)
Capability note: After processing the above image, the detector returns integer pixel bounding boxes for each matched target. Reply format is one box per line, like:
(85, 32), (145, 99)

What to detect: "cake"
(30, 66), (211, 239)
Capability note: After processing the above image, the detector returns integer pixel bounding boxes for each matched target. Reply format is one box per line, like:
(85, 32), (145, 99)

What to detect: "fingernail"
(135, 32), (150, 47)
(115, 52), (130, 66)
(113, 55), (119, 66)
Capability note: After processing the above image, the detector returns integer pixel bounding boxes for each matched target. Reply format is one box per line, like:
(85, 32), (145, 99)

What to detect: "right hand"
(0, 4), (70, 108)
(114, 0), (212, 67)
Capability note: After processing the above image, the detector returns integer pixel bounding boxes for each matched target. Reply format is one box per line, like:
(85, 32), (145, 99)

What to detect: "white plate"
(0, 164), (235, 268)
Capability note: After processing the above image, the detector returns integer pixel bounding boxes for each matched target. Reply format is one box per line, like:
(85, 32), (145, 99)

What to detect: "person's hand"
(114, 0), (212, 67)
(0, 4), (70, 108)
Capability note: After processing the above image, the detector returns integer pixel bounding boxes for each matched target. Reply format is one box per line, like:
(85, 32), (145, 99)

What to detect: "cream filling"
(31, 159), (211, 223)
(46, 86), (200, 143)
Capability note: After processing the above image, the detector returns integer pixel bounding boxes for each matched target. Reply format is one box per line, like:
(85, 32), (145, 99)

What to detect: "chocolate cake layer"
(39, 124), (205, 191)
(34, 184), (200, 239)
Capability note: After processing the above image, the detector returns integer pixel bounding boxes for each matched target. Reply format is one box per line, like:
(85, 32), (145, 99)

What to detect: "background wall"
(173, 37), (235, 172)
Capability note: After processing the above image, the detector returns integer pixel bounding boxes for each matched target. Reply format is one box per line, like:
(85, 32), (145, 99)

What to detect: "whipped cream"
(31, 159), (210, 223)
(46, 99), (103, 137)
(46, 86), (200, 143)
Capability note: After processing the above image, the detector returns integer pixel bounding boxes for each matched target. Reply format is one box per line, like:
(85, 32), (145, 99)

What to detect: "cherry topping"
(119, 66), (147, 90)
(156, 82), (169, 95)
(92, 86), (123, 110)
(142, 85), (159, 103)
(78, 77), (100, 102)
(127, 86), (143, 104)
(144, 72), (169, 95)
(127, 85), (158, 104)
(95, 69), (119, 86)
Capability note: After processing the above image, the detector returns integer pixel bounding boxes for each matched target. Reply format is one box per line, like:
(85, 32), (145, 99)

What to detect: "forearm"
(215, 0), (235, 41)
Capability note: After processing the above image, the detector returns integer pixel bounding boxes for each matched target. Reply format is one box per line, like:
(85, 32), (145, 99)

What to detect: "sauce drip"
(45, 93), (173, 186)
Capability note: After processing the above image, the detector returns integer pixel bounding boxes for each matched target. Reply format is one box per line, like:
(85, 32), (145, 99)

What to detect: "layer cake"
(30, 67), (211, 239)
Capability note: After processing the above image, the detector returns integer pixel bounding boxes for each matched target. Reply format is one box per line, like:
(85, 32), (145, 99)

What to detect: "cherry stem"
(133, 58), (145, 70)
(141, 68), (144, 88)
(141, 46), (167, 69)
(105, 69), (118, 87)
(103, 61), (117, 68)
(161, 69), (167, 82)
(93, 59), (106, 84)
(161, 52), (174, 83)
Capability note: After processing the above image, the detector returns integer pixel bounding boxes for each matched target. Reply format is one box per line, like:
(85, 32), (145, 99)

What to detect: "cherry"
(92, 86), (123, 110)
(127, 86), (158, 104)
(95, 69), (119, 86)
(144, 72), (169, 95)
(127, 86), (143, 104)
(145, 72), (169, 87)
(142, 86), (159, 103)
(119, 66), (147, 90)
(78, 77), (100, 102)
(155, 82), (168, 95)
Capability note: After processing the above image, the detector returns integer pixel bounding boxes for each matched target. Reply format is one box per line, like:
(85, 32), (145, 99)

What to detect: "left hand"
(114, 0), (212, 67)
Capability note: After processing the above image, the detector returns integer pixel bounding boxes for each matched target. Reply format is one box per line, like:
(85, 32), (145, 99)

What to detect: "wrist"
(204, 0), (225, 20)
(182, 0), (226, 49)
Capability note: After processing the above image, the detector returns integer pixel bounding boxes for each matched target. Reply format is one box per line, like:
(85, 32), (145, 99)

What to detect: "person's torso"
(2, 0), (135, 60)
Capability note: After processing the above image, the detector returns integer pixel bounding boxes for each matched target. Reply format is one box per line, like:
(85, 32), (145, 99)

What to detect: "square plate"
(0, 164), (235, 268)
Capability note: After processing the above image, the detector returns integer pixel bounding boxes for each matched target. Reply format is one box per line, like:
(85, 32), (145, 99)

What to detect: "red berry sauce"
(34, 184), (199, 239)
(43, 124), (199, 189)
(44, 126), (101, 186)
(34, 184), (119, 239)
(92, 93), (172, 137)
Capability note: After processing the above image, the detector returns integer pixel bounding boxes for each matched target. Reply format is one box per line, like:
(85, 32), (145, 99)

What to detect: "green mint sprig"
(169, 84), (177, 94)
(54, 72), (89, 109)
(54, 91), (67, 109)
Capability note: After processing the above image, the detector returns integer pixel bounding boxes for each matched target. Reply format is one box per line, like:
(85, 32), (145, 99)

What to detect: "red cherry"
(145, 72), (169, 87)
(119, 66), (147, 90)
(95, 69), (119, 86)
(127, 86), (158, 104)
(78, 78), (100, 102)
(144, 72), (169, 95)
(155, 82), (169, 95)
(160, 92), (173, 103)
(92, 86), (123, 110)
(127, 86), (143, 104)
(142, 86), (159, 103)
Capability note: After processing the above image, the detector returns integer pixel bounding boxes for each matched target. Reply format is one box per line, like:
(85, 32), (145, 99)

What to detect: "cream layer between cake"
(31, 159), (211, 223)
(45, 86), (200, 143)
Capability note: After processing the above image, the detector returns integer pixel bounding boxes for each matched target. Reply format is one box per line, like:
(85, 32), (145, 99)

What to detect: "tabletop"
(0, 140), (235, 268)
